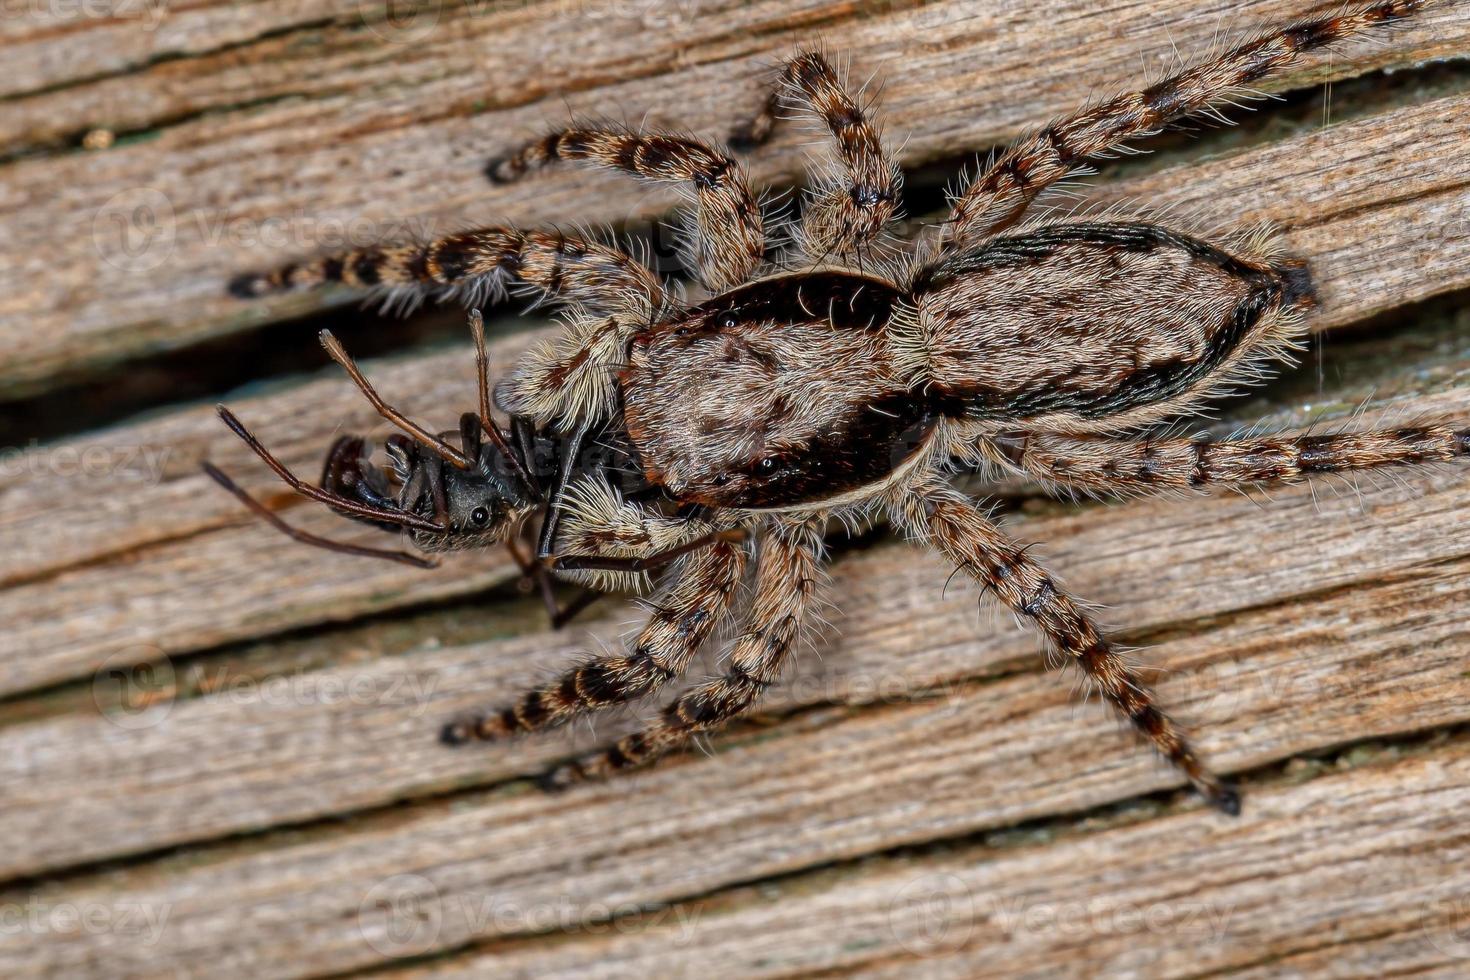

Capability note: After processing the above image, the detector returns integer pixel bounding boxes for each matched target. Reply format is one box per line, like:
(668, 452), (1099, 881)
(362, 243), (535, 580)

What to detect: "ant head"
(206, 312), (549, 568)
(391, 414), (542, 552)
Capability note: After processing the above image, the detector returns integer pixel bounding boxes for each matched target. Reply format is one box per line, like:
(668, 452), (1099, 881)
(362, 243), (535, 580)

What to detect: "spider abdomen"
(899, 222), (1317, 434)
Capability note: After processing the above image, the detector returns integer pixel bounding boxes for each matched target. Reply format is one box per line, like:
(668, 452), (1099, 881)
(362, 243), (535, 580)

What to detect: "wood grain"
(4, 93), (1468, 700)
(4, 2), (1470, 977)
(7, 384), (1470, 877)
(0, 0), (1465, 396)
(385, 739), (1470, 979)
(3, 558), (1469, 976)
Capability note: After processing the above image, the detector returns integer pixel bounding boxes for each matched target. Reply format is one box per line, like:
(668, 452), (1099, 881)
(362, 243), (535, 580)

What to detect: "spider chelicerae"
(214, 0), (1464, 813)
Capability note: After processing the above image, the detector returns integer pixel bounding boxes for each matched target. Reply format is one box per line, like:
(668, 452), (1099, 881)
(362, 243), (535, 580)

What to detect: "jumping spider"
(216, 0), (1465, 813)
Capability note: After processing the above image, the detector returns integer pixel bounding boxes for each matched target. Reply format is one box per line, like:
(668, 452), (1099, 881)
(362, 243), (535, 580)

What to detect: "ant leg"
(549, 589), (603, 630)
(535, 425), (588, 559)
(504, 535), (603, 630)
(215, 406), (445, 533)
(316, 434), (401, 531)
(512, 416), (542, 494)
(466, 310), (536, 492)
(203, 462), (436, 568)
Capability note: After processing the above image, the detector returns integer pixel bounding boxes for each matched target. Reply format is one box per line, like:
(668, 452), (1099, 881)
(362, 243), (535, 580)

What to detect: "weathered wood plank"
(4, 93), (1468, 700)
(0, 0), (344, 101)
(2, 562), (1468, 976)
(5, 8), (1470, 977)
(0, 0), (1464, 396)
(4, 348), (1470, 875)
(383, 739), (1470, 979)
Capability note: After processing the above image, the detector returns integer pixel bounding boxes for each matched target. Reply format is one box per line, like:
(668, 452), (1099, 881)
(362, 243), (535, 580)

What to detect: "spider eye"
(470, 506), (491, 526)
(755, 457), (779, 475)
(720, 314), (738, 329)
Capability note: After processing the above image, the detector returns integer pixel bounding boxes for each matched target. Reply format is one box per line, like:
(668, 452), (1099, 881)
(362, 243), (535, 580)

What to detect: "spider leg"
(540, 521), (822, 789)
(441, 535), (748, 743)
(890, 477), (1239, 814)
(552, 528), (749, 573)
(488, 127), (764, 291)
(987, 425), (1470, 497)
(731, 51), (900, 261)
(941, 0), (1424, 249)
(229, 225), (664, 323)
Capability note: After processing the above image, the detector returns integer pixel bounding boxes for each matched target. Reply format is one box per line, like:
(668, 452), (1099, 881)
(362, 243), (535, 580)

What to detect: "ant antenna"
(319, 330), (475, 471)
(468, 309), (538, 493)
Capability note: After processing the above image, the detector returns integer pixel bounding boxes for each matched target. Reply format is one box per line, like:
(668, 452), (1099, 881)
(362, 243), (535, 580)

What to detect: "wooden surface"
(3, 1), (1470, 977)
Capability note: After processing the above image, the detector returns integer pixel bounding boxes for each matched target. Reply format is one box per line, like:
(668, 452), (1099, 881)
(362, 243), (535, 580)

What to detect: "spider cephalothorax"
(218, 1), (1465, 814)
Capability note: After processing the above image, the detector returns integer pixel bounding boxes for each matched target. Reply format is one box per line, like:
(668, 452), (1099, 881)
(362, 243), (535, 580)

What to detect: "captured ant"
(205, 312), (730, 629)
